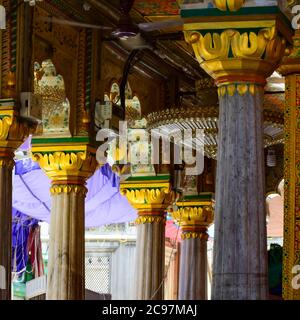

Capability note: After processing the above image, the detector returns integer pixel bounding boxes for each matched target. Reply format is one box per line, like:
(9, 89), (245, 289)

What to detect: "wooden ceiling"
(45, 0), (284, 112)
(49, 0), (209, 106)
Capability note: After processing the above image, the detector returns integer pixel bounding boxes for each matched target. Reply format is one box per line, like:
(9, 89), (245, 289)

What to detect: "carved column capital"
(172, 194), (214, 239)
(185, 26), (287, 95)
(0, 108), (37, 165)
(31, 141), (98, 186)
(120, 178), (173, 224)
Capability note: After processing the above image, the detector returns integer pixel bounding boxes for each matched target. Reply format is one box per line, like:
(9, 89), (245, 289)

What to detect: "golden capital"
(32, 144), (97, 183)
(0, 109), (37, 151)
(185, 26), (286, 92)
(214, 0), (245, 11)
(120, 179), (172, 212)
(172, 194), (214, 234)
(172, 204), (214, 230)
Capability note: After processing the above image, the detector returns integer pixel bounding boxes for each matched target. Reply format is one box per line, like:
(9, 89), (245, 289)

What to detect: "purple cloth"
(13, 160), (137, 227)
(12, 209), (39, 273)
(18, 136), (32, 151)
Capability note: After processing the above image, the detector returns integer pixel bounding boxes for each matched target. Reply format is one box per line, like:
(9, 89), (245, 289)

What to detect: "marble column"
(213, 88), (268, 299)
(184, 13), (288, 298)
(135, 212), (166, 300)
(179, 235), (208, 300)
(173, 196), (214, 300)
(121, 178), (172, 300)
(32, 145), (97, 300)
(47, 185), (86, 300)
(278, 31), (300, 300)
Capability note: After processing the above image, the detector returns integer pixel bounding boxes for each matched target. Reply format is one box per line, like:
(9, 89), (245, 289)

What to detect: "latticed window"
(85, 253), (112, 294)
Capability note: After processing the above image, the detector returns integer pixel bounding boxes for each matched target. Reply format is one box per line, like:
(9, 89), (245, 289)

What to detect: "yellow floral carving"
(172, 205), (214, 227)
(0, 117), (13, 140)
(122, 187), (170, 205)
(186, 27), (284, 62)
(214, 0), (245, 11)
(135, 215), (165, 225)
(186, 30), (234, 62)
(50, 185), (87, 195)
(181, 232), (209, 240)
(32, 151), (97, 181)
(217, 83), (263, 97)
(185, 27), (286, 88)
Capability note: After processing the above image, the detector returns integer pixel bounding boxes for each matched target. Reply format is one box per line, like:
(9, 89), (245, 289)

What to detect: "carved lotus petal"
(214, 0), (245, 11)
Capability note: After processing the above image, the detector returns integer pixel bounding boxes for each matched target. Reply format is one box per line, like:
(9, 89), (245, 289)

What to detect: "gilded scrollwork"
(121, 187), (170, 207)
(135, 215), (166, 225)
(120, 180), (172, 220)
(172, 197), (214, 239)
(172, 205), (214, 228)
(214, 0), (245, 11)
(32, 149), (97, 182)
(50, 184), (87, 195)
(280, 32), (300, 299)
(0, 111), (37, 150)
(185, 26), (286, 90)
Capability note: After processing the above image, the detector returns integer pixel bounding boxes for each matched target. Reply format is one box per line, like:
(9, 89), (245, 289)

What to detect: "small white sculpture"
(34, 59), (71, 136)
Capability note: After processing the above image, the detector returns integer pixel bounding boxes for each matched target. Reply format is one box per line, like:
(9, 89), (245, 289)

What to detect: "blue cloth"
(12, 209), (39, 273)
(12, 158), (137, 227)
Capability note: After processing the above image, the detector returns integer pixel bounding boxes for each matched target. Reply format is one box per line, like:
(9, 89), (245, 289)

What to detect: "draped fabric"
(12, 209), (39, 273)
(12, 160), (137, 227)
(27, 225), (44, 278)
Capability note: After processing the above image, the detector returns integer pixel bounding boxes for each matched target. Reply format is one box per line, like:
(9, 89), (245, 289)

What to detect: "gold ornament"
(172, 205), (214, 229)
(185, 27), (286, 88)
(135, 215), (166, 225)
(172, 195), (214, 235)
(32, 147), (97, 183)
(50, 184), (87, 195)
(0, 110), (37, 150)
(120, 179), (172, 213)
(181, 232), (209, 240)
(214, 0), (245, 11)
(0, 159), (15, 169)
(278, 33), (300, 300)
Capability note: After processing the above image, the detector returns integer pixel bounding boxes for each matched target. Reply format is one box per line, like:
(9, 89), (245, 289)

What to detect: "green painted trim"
(181, 6), (280, 18)
(0, 99), (15, 103)
(125, 174), (170, 182)
(32, 136), (91, 145)
(181, 193), (214, 201)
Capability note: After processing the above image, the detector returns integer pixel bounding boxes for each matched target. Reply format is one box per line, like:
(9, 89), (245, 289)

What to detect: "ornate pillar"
(0, 107), (36, 300)
(121, 177), (172, 300)
(32, 141), (97, 300)
(173, 193), (214, 300)
(279, 31), (300, 300)
(183, 2), (290, 299)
